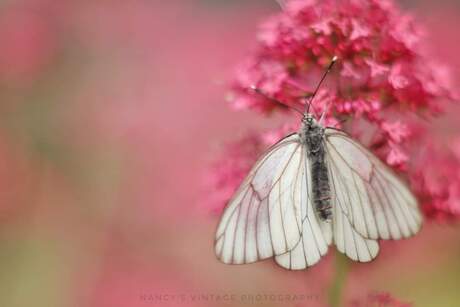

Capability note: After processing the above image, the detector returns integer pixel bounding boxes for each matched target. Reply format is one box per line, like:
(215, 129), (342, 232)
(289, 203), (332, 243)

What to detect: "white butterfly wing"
(332, 190), (379, 262)
(325, 128), (423, 241)
(215, 134), (331, 268)
(274, 147), (332, 269)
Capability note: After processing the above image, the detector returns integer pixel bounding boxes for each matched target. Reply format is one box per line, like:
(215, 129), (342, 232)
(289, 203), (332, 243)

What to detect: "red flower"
(412, 139), (460, 221)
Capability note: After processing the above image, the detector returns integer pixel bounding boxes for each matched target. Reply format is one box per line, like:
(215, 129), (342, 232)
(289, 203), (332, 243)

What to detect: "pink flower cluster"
(412, 139), (460, 220)
(210, 0), (459, 220)
(232, 0), (453, 117)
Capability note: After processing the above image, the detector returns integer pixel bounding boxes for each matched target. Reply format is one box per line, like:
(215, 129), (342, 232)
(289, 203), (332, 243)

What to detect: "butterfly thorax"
(300, 117), (332, 222)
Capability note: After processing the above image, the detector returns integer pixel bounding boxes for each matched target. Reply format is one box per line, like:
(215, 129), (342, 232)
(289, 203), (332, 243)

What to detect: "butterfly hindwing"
(275, 146), (331, 269)
(331, 181), (380, 262)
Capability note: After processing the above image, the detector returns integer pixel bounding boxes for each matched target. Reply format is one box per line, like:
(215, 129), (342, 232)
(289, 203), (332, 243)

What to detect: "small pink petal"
(365, 59), (390, 77)
(350, 19), (371, 40)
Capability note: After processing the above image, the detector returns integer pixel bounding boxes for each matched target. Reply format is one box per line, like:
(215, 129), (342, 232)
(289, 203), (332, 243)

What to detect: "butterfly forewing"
(324, 128), (423, 241)
(215, 134), (310, 264)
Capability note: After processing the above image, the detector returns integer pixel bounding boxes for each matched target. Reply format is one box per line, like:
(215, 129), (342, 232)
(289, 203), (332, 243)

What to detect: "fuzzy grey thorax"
(300, 114), (332, 222)
(300, 115), (325, 147)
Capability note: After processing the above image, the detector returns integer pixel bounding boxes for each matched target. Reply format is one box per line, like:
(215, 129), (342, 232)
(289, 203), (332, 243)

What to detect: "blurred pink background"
(0, 1), (459, 306)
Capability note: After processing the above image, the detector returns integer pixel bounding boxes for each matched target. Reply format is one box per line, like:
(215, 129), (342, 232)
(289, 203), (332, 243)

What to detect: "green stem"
(329, 252), (350, 307)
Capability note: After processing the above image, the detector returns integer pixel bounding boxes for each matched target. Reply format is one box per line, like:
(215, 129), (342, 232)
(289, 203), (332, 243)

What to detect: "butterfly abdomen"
(305, 127), (332, 222)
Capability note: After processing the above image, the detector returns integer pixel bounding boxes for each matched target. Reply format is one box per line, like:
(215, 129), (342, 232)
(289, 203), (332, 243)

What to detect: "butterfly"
(214, 57), (422, 270)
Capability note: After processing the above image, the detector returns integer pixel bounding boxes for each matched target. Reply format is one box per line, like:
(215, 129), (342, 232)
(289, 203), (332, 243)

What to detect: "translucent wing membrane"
(215, 134), (331, 268)
(325, 129), (423, 241)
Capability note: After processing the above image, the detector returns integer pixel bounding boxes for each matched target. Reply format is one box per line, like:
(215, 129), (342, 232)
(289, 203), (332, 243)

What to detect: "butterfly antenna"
(250, 85), (304, 116)
(305, 56), (338, 114)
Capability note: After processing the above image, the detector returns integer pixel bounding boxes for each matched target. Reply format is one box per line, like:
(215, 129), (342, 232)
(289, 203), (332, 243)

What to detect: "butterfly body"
(301, 115), (332, 222)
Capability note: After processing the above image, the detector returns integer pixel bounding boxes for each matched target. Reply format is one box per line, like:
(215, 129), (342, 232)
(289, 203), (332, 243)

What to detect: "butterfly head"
(301, 113), (325, 139)
(302, 113), (316, 127)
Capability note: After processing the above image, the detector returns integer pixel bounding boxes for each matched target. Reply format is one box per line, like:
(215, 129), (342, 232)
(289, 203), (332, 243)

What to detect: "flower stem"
(329, 252), (350, 307)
